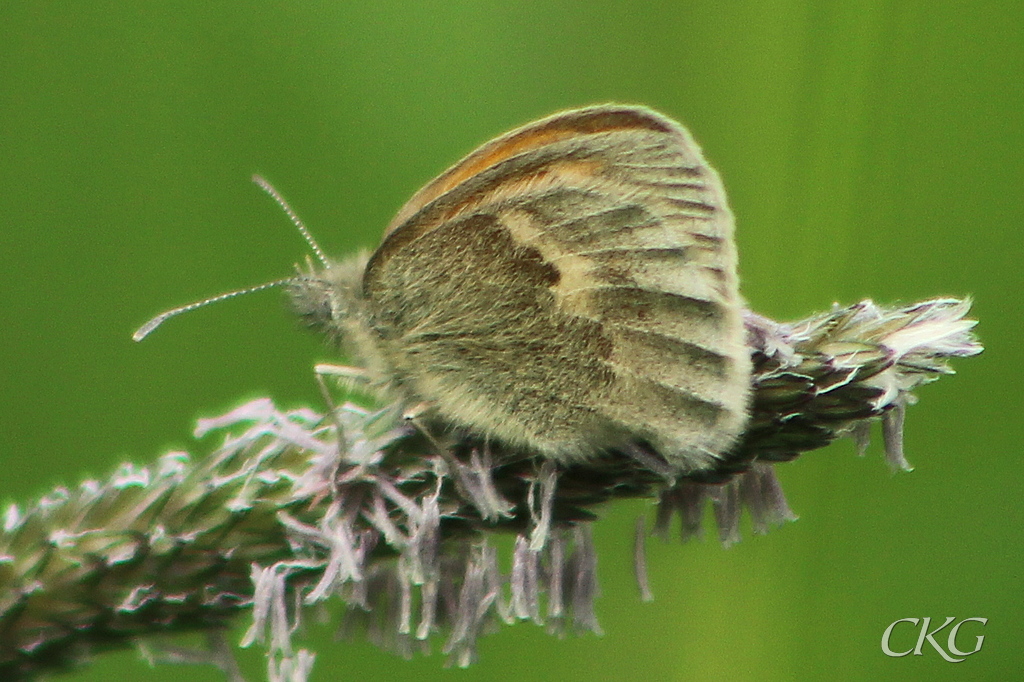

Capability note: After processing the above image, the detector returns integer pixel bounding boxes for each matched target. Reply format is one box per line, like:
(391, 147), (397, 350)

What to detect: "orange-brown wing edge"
(382, 104), (681, 237)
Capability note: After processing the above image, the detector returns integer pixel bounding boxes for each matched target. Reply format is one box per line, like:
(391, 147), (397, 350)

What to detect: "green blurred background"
(1, 2), (1020, 680)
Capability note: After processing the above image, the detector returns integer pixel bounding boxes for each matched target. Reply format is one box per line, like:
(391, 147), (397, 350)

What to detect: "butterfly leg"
(622, 443), (677, 485)
(314, 363), (371, 384)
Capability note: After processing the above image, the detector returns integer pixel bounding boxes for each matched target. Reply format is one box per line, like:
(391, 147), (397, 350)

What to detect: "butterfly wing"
(363, 105), (749, 473)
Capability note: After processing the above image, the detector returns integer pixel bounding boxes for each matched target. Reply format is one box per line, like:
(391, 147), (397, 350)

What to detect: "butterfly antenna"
(133, 278), (294, 342)
(252, 174), (329, 267)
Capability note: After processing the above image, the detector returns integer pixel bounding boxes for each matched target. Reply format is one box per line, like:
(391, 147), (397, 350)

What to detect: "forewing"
(364, 105), (749, 470)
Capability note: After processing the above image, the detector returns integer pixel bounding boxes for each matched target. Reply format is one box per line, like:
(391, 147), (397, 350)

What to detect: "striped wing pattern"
(364, 105), (749, 472)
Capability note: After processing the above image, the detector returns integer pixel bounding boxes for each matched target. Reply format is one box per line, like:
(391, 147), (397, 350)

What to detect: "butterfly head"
(287, 251), (371, 346)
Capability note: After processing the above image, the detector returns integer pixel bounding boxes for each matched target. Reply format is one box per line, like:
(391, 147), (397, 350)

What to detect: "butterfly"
(288, 104), (750, 475)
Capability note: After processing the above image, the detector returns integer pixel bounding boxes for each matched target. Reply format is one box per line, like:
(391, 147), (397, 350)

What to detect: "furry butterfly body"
(290, 105), (750, 474)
